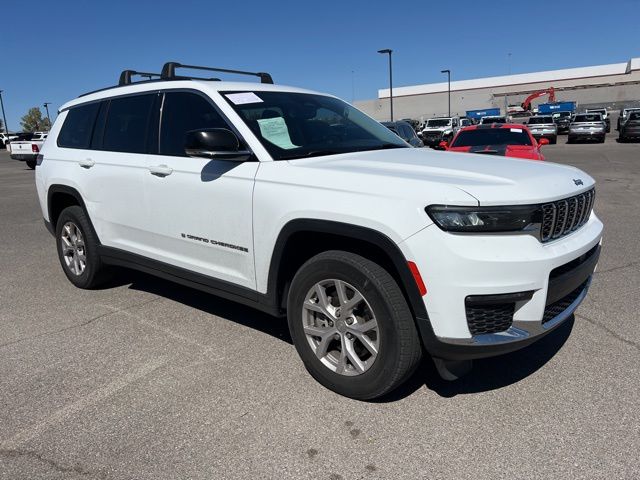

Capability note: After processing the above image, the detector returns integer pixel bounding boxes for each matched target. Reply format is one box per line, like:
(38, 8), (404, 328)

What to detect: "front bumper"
(530, 130), (557, 139)
(422, 132), (445, 146)
(401, 213), (603, 360)
(10, 153), (37, 161)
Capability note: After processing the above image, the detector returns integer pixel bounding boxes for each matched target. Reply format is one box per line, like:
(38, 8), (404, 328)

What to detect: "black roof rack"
(118, 70), (161, 86)
(160, 62), (274, 84)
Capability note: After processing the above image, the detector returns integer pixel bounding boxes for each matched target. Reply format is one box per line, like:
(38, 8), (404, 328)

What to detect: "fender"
(46, 184), (100, 241)
(265, 218), (429, 320)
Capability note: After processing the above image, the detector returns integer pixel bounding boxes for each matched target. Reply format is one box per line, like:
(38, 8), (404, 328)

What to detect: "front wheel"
(550, 136), (557, 145)
(287, 251), (422, 400)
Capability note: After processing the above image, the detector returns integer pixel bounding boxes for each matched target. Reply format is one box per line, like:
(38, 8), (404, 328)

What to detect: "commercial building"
(355, 57), (640, 121)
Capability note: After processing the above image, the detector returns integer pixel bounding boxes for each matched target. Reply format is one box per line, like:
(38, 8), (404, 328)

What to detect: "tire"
(287, 250), (422, 400)
(567, 136), (574, 144)
(26, 159), (36, 169)
(55, 205), (110, 289)
(599, 135), (606, 143)
(550, 136), (557, 145)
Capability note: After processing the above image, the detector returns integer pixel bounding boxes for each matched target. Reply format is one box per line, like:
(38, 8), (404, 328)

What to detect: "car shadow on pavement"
(106, 268), (573, 401)
(120, 270), (293, 345)
(378, 316), (575, 401)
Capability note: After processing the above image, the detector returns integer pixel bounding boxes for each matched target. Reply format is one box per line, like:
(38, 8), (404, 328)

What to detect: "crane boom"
(521, 87), (556, 111)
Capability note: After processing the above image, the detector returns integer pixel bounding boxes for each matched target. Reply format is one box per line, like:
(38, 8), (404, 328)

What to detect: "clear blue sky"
(2, 0), (639, 130)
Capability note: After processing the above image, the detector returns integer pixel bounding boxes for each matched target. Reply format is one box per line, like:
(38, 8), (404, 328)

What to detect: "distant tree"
(20, 107), (51, 132)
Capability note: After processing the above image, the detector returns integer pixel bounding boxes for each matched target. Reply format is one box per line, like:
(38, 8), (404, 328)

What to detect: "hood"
(447, 144), (544, 161)
(287, 148), (593, 206)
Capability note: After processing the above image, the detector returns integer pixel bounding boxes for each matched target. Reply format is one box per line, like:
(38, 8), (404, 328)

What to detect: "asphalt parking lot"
(1, 138), (639, 480)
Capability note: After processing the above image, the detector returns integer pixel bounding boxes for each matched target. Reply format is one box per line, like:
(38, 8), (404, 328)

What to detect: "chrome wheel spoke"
(60, 222), (86, 276)
(343, 291), (364, 311)
(344, 337), (366, 373)
(350, 318), (378, 334)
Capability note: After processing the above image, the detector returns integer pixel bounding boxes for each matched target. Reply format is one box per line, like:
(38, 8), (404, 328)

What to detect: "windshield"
(481, 117), (506, 124)
(426, 119), (451, 127)
(574, 114), (601, 122)
(223, 91), (407, 160)
(586, 109), (606, 115)
(451, 128), (532, 147)
(528, 117), (553, 124)
(628, 112), (640, 121)
(552, 111), (571, 118)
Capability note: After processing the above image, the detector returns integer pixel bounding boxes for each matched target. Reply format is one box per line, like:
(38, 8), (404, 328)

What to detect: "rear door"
(83, 93), (159, 253)
(143, 90), (258, 289)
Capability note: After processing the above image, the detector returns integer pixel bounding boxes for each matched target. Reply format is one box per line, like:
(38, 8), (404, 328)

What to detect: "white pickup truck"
(9, 131), (48, 169)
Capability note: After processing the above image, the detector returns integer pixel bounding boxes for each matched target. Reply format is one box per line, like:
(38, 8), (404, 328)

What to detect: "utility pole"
(377, 49), (394, 121)
(441, 69), (451, 117)
(43, 102), (52, 127)
(0, 90), (9, 133)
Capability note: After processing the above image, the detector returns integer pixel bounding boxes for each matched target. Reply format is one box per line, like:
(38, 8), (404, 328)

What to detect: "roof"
(60, 79), (321, 111)
(462, 123), (530, 131)
(379, 57), (640, 99)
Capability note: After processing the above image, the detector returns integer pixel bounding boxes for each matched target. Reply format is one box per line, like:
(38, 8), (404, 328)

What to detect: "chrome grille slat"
(541, 188), (595, 243)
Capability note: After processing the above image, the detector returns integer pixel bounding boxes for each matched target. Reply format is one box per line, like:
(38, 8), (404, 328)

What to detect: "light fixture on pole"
(43, 102), (52, 127)
(378, 49), (394, 121)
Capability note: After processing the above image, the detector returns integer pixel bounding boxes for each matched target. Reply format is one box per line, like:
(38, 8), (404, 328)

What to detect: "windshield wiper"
(278, 149), (344, 160)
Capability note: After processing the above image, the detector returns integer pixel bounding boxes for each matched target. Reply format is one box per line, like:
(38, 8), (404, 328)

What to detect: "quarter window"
(160, 92), (231, 156)
(103, 94), (155, 153)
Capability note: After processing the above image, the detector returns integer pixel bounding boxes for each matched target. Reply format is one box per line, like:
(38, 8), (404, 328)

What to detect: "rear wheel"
(567, 136), (574, 144)
(287, 251), (422, 400)
(550, 136), (557, 145)
(26, 159), (36, 169)
(55, 206), (110, 289)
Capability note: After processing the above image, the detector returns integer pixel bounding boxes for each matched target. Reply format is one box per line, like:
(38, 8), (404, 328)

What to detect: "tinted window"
(160, 92), (230, 156)
(574, 114), (601, 122)
(451, 128), (532, 147)
(57, 102), (100, 148)
(628, 112), (640, 121)
(528, 117), (553, 124)
(401, 124), (415, 139)
(103, 94), (155, 153)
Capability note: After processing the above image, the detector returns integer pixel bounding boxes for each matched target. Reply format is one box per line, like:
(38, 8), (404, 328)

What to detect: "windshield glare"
(223, 91), (407, 160)
(451, 128), (532, 147)
(426, 119), (451, 127)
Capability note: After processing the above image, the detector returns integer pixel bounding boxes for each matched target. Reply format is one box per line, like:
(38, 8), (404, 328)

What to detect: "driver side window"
(160, 92), (232, 156)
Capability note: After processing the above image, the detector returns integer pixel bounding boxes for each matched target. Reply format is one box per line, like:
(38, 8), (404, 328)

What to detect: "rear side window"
(160, 92), (231, 156)
(57, 102), (100, 149)
(103, 94), (155, 153)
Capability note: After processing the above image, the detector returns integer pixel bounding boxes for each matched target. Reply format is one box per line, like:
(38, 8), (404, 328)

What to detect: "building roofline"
(379, 58), (640, 99)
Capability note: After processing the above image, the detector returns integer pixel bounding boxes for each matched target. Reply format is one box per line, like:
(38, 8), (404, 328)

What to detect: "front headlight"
(425, 205), (541, 232)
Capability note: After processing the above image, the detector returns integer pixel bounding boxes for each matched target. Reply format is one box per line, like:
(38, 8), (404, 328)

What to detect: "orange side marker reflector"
(407, 261), (427, 296)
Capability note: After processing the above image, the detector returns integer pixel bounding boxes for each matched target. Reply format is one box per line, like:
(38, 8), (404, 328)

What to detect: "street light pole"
(0, 90), (9, 134)
(441, 69), (451, 117)
(43, 102), (52, 127)
(378, 49), (393, 121)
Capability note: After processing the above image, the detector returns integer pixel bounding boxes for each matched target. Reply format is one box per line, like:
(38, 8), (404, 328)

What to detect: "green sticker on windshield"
(257, 117), (299, 150)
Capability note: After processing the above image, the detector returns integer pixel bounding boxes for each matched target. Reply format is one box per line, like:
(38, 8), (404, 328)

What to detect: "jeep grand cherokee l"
(34, 62), (603, 399)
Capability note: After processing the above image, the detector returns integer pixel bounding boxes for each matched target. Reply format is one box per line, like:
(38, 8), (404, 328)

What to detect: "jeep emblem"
(573, 179), (583, 186)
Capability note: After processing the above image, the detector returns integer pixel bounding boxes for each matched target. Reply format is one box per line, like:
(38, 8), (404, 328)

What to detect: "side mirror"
(538, 137), (550, 146)
(185, 128), (252, 161)
(439, 140), (449, 150)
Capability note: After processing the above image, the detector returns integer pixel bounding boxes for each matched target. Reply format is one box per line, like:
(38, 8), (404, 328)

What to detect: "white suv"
(35, 62), (603, 399)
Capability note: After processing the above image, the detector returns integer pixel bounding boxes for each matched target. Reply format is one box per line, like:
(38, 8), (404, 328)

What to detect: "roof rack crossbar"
(118, 70), (161, 86)
(160, 62), (274, 84)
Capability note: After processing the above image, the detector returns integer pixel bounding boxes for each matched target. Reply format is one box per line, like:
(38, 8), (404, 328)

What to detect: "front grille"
(542, 281), (588, 324)
(466, 303), (514, 335)
(540, 189), (595, 242)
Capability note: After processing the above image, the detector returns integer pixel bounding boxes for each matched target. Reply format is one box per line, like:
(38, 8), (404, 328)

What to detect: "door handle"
(79, 158), (95, 169)
(148, 164), (173, 177)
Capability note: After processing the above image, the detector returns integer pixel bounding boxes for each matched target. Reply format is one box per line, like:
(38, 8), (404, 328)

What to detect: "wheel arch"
(47, 185), (97, 238)
(265, 219), (429, 321)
